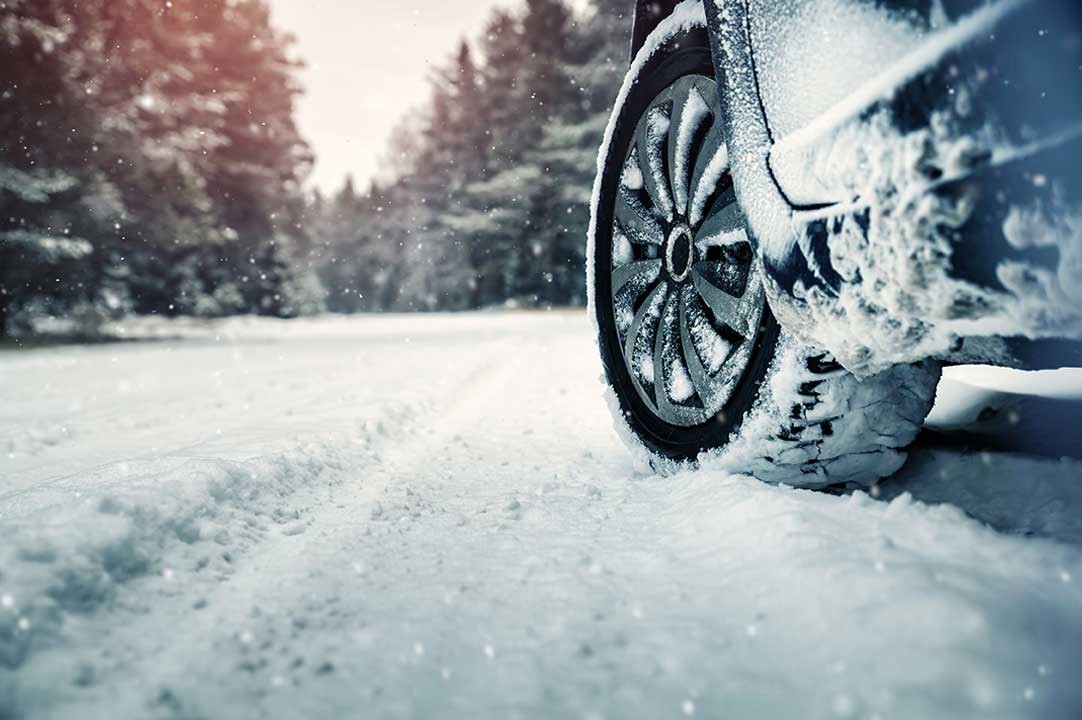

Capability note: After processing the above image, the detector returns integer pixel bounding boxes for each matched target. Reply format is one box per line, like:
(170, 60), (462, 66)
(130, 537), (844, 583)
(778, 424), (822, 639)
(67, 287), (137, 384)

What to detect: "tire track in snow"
(0, 331), (532, 719)
(0, 406), (407, 711)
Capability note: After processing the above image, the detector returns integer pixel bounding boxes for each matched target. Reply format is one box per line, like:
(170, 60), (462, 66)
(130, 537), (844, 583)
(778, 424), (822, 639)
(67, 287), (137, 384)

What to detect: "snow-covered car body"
(631, 0), (1082, 374)
(587, 0), (1080, 474)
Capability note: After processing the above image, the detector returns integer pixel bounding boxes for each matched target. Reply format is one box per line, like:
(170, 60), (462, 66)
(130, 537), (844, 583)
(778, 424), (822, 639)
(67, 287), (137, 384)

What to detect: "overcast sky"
(266, 0), (508, 194)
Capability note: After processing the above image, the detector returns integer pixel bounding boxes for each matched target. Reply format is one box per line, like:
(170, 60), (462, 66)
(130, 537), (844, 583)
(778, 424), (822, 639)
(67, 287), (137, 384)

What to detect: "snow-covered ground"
(2, 312), (1081, 719)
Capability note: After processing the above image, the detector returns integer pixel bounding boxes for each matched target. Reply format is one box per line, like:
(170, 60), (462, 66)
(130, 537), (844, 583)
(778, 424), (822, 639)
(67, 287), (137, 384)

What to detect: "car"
(587, 0), (1082, 486)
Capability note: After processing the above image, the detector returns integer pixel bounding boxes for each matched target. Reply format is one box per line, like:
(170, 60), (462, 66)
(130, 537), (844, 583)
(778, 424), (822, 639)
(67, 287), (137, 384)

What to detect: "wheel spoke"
(668, 80), (712, 218)
(680, 285), (735, 376)
(694, 187), (745, 250)
(624, 282), (669, 393)
(637, 104), (674, 222)
(615, 189), (663, 245)
(687, 122), (728, 227)
(612, 260), (661, 338)
(691, 261), (761, 339)
(654, 290), (698, 419)
(678, 286), (717, 407)
(654, 291), (678, 411)
(611, 259), (662, 295)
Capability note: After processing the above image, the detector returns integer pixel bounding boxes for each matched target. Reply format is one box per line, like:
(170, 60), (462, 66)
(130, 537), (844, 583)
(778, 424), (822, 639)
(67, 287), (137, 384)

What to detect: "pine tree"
(0, 0), (326, 336)
(305, 0), (634, 314)
(0, 0), (121, 334)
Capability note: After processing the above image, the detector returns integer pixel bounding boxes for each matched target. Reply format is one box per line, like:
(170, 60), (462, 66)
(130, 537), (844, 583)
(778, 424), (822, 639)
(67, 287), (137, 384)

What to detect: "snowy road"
(2, 312), (1081, 719)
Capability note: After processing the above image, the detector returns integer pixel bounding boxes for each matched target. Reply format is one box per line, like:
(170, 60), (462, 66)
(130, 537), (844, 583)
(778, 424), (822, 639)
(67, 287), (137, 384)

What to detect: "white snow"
(747, 0), (933, 143)
(621, 147), (644, 191)
(765, 0), (1024, 154)
(688, 142), (728, 227)
(714, 0), (1082, 377)
(694, 224), (744, 253)
(672, 84), (711, 215)
(612, 227), (635, 267)
(2, 312), (1082, 719)
(669, 356), (695, 402)
(767, 101), (1082, 376)
(685, 296), (733, 375)
(644, 106), (675, 221)
(937, 365), (1082, 399)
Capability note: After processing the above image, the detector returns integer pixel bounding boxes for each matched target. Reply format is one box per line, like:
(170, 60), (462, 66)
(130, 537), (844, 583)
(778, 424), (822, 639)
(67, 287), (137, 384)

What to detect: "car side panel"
(746, 0), (934, 143)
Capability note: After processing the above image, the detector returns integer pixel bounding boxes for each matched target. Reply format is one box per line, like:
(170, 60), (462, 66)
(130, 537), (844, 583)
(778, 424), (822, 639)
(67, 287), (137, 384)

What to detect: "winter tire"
(586, 3), (941, 487)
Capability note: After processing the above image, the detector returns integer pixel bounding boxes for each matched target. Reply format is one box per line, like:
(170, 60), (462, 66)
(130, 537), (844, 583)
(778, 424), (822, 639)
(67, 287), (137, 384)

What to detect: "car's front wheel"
(586, 2), (940, 486)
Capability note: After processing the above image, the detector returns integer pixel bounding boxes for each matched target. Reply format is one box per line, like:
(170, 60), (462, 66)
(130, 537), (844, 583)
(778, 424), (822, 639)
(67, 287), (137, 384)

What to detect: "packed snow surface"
(2, 312), (1081, 719)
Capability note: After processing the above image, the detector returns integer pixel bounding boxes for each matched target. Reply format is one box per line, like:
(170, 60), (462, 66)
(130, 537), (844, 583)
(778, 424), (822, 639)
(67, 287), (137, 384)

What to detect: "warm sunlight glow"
(267, 0), (512, 191)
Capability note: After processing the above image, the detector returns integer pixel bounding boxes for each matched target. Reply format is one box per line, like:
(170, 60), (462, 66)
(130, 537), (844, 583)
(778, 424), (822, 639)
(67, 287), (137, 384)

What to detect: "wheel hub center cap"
(665, 224), (694, 282)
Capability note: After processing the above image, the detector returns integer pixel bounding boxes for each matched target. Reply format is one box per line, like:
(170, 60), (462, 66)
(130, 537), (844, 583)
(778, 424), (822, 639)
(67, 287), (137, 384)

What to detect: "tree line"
(0, 0), (630, 336)
(0, 0), (320, 336)
(309, 0), (629, 313)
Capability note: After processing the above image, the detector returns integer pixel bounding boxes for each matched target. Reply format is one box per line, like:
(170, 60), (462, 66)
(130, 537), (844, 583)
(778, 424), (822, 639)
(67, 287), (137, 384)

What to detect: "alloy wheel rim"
(609, 74), (766, 428)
